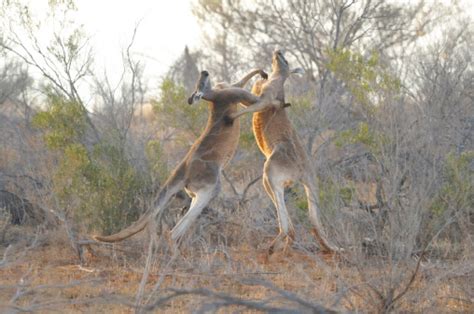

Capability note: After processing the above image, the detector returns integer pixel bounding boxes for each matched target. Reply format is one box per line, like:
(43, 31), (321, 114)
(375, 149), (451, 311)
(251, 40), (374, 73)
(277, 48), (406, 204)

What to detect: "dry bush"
(0, 0), (472, 312)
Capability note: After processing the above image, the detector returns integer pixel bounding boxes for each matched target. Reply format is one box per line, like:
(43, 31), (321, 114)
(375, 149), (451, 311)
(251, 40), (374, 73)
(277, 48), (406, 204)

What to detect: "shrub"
(33, 94), (148, 234)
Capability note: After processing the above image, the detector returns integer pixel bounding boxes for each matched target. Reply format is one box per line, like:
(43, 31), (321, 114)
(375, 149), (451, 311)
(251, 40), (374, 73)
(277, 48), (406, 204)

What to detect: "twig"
(134, 221), (158, 310)
(142, 287), (307, 313)
(243, 278), (337, 313)
(240, 175), (262, 203)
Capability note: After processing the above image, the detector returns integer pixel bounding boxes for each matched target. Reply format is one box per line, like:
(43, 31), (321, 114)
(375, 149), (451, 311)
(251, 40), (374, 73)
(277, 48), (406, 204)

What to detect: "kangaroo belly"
(196, 120), (240, 167)
(252, 113), (271, 156)
(252, 109), (293, 158)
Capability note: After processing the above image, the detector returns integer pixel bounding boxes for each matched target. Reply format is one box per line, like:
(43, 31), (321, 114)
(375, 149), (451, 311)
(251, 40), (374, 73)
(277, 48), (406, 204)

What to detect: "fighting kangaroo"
(229, 50), (341, 254)
(226, 49), (301, 121)
(94, 69), (278, 244)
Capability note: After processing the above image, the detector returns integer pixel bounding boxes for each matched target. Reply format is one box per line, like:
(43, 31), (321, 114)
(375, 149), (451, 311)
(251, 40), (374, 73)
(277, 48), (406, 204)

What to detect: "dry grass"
(0, 226), (472, 313)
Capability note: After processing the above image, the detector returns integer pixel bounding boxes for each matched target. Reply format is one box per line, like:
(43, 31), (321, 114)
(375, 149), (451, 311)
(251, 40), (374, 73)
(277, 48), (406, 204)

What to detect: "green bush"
(334, 122), (387, 155)
(145, 140), (169, 182)
(326, 48), (400, 112)
(33, 94), (148, 234)
(152, 78), (207, 140)
(430, 151), (474, 216)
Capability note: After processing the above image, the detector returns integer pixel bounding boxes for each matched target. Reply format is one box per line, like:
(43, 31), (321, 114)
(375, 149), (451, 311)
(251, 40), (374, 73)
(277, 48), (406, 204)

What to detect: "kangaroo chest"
(252, 108), (294, 157)
(194, 109), (241, 167)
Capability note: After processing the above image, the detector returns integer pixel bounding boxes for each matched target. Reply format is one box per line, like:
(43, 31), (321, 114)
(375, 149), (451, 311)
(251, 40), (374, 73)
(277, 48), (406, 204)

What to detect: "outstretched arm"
(228, 97), (284, 120)
(231, 69), (268, 88)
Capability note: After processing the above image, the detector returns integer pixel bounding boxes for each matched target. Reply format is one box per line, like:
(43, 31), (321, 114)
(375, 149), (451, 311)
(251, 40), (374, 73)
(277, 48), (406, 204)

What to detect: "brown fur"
(228, 50), (292, 121)
(242, 50), (340, 253)
(94, 69), (269, 243)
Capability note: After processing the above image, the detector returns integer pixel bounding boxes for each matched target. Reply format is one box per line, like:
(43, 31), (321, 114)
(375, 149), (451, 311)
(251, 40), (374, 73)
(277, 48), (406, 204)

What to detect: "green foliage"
(290, 180), (354, 219)
(319, 180), (332, 207)
(430, 151), (474, 216)
(145, 140), (169, 182)
(339, 185), (355, 205)
(32, 94), (86, 149)
(327, 48), (401, 111)
(285, 186), (307, 211)
(239, 130), (256, 151)
(319, 179), (340, 217)
(285, 186), (309, 227)
(33, 94), (147, 234)
(335, 122), (386, 154)
(316, 178), (356, 214)
(152, 78), (207, 140)
(86, 143), (145, 235)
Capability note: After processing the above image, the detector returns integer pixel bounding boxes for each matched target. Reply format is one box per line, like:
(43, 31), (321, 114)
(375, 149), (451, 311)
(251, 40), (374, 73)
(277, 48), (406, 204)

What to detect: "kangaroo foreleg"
(231, 69), (268, 88)
(228, 98), (283, 121)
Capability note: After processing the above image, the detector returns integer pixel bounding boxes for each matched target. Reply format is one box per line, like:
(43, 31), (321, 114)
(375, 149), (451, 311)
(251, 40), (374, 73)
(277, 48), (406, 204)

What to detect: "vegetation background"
(0, 0), (472, 312)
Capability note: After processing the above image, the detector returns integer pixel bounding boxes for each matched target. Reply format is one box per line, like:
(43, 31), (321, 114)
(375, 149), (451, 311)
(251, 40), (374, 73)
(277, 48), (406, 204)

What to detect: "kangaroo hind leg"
(264, 161), (295, 254)
(262, 176), (277, 205)
(170, 184), (218, 246)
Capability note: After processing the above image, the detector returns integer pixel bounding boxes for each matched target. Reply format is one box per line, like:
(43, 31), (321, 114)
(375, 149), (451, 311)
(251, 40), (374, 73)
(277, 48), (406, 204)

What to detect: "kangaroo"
(94, 69), (276, 244)
(230, 50), (341, 254)
(226, 49), (302, 122)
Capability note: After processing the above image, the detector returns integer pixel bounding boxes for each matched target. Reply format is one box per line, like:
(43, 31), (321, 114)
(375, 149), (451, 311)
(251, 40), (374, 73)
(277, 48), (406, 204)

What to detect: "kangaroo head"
(188, 70), (211, 105)
(272, 49), (305, 78)
(272, 49), (290, 76)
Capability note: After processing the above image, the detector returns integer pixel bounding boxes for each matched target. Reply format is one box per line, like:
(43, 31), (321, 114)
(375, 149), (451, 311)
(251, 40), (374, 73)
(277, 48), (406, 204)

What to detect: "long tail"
(94, 164), (186, 243)
(302, 176), (341, 253)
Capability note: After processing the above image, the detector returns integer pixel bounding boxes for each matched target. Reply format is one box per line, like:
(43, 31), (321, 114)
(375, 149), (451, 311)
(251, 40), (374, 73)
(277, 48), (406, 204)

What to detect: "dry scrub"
(0, 217), (472, 313)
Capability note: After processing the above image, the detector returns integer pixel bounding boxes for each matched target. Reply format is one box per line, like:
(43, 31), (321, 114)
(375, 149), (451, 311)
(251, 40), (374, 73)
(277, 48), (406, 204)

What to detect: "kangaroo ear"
(291, 67), (305, 75)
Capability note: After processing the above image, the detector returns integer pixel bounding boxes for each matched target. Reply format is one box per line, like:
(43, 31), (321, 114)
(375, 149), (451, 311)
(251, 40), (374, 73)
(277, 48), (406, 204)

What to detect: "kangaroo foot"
(311, 228), (344, 255)
(268, 233), (294, 256)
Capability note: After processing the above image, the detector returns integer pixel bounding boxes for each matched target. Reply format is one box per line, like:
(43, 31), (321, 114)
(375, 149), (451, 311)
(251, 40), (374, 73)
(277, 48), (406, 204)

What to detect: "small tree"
(32, 93), (147, 234)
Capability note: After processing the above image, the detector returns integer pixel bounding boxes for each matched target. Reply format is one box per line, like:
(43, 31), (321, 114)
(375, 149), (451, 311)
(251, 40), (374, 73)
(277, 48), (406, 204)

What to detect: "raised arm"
(218, 87), (261, 106)
(228, 97), (284, 121)
(231, 69), (268, 88)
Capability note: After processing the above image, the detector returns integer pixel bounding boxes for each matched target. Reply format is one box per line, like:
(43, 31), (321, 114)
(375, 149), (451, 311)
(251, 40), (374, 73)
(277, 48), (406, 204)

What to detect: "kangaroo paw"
(223, 115), (234, 125)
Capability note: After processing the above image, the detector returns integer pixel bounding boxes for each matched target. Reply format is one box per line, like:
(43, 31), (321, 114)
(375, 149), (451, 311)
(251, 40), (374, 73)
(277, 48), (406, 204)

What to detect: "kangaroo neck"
(202, 89), (217, 102)
(201, 101), (239, 135)
(269, 68), (289, 80)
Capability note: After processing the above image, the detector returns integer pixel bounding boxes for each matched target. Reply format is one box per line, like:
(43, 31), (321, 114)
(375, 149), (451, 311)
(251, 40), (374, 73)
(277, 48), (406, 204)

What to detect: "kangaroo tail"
(94, 210), (154, 243)
(94, 164), (186, 243)
(302, 177), (341, 253)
